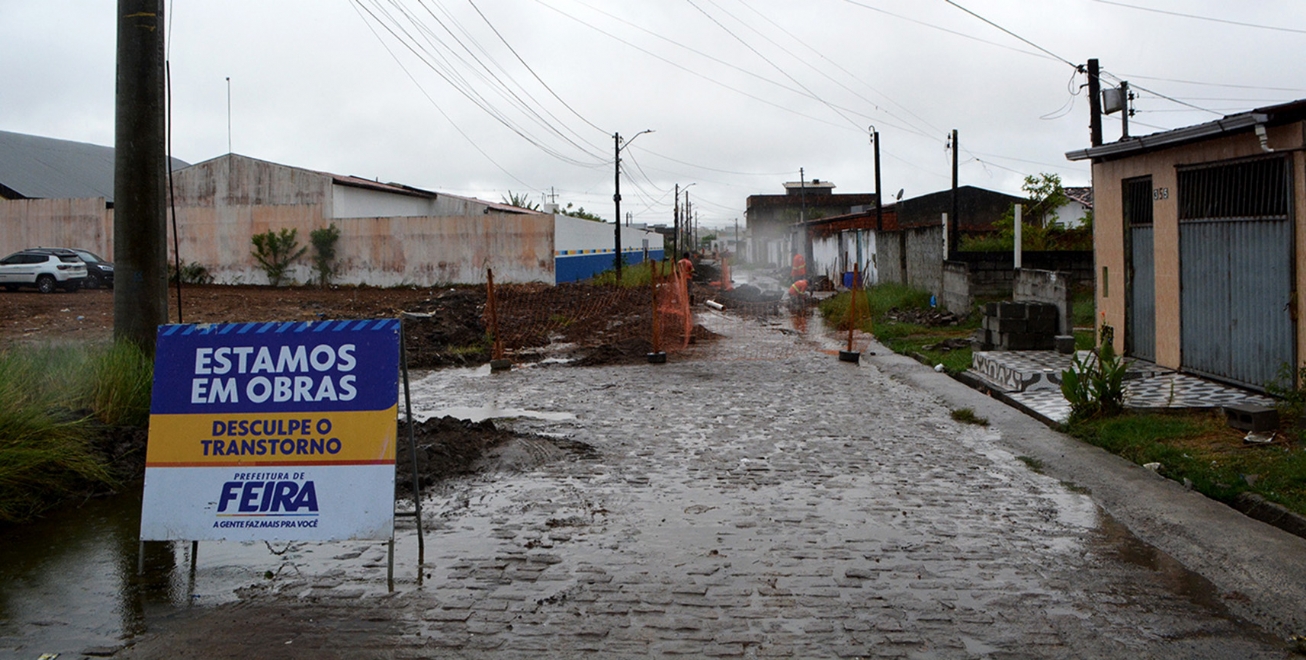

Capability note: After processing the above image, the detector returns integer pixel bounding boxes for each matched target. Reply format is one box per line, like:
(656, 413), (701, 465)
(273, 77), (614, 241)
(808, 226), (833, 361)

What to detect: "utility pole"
(949, 129), (959, 260)
(115, 0), (168, 352)
(1087, 58), (1103, 147)
(673, 183), (679, 259)
(1121, 80), (1131, 139)
(613, 129), (654, 281)
(613, 132), (622, 281)
(872, 128), (883, 233)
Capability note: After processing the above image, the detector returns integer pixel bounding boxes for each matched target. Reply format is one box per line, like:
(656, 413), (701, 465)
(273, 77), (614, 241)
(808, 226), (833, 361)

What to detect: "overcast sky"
(4, 1), (1305, 230)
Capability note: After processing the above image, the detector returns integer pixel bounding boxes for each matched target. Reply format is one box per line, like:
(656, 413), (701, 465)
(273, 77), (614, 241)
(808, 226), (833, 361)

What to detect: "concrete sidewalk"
(878, 344), (1306, 639)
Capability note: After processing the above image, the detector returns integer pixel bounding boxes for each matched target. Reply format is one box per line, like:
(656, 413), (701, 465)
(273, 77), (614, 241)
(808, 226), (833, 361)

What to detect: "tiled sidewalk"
(968, 350), (1275, 424)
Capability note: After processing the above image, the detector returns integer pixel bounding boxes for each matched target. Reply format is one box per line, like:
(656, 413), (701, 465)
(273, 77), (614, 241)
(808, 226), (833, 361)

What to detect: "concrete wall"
(941, 261), (972, 316)
(811, 233), (841, 284)
(553, 215), (663, 284)
(0, 197), (113, 257)
(169, 155), (555, 286)
(1013, 269), (1074, 335)
(1091, 121), (1305, 366)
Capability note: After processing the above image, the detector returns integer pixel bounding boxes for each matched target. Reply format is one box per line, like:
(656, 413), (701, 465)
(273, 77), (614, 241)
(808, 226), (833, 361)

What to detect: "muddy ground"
(0, 282), (720, 508)
(0, 282), (720, 368)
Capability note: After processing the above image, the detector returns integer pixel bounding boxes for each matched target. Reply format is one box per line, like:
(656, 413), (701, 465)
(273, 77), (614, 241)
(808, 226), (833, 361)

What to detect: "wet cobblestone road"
(119, 312), (1289, 659)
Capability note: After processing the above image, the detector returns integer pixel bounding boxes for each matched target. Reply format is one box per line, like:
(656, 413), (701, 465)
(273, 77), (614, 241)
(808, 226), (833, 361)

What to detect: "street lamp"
(614, 129), (654, 282)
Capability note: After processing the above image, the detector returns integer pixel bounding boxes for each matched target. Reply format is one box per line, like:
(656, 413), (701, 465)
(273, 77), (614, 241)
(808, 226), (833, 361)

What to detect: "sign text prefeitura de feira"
(140, 320), (400, 542)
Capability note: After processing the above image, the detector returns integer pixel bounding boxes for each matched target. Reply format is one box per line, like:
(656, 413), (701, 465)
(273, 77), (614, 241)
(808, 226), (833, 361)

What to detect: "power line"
(349, 0), (540, 191)
(1117, 73), (1306, 94)
(839, 0), (1055, 63)
(942, 0), (1077, 68)
(464, 0), (608, 135)
(1093, 0), (1306, 35)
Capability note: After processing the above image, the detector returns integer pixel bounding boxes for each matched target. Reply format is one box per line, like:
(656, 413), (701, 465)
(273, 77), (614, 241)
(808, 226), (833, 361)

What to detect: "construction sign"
(139, 320), (400, 542)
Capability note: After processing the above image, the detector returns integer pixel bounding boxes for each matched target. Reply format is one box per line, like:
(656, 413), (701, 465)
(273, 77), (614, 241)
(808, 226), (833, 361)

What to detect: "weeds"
(819, 283), (978, 375)
(0, 342), (154, 523)
(951, 408), (989, 426)
(589, 260), (674, 287)
(1066, 411), (1306, 516)
(1060, 336), (1126, 423)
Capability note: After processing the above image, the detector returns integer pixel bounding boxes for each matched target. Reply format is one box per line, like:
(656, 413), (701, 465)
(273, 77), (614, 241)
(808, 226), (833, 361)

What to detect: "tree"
(502, 191), (540, 211)
(1019, 173), (1070, 228)
(559, 202), (605, 222)
(310, 223), (341, 287)
(251, 228), (307, 287)
(960, 173), (1091, 252)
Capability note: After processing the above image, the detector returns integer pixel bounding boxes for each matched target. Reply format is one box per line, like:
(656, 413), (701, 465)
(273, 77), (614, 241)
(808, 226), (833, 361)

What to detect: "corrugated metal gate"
(1178, 156), (1294, 390)
(1125, 177), (1156, 361)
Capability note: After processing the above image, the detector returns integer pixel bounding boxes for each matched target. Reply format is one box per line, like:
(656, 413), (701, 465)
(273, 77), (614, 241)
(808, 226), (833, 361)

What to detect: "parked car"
(0, 248), (87, 293)
(58, 248), (114, 289)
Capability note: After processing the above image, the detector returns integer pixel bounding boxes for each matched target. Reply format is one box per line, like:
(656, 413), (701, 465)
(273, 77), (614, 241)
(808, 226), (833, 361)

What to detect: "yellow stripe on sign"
(146, 407), (397, 467)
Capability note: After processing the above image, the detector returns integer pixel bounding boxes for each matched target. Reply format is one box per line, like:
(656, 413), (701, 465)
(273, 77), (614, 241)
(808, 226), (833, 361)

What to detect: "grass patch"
(951, 407), (989, 426)
(1016, 455), (1045, 472)
(588, 260), (674, 287)
(819, 283), (980, 375)
(1066, 411), (1306, 516)
(0, 341), (153, 524)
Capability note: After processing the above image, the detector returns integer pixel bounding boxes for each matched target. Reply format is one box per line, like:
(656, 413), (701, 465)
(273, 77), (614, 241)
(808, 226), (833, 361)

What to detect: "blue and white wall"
(554, 215), (664, 284)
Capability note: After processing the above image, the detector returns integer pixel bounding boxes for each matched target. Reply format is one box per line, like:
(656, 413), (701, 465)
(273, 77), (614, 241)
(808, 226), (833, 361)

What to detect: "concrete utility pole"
(613, 132), (622, 281)
(1120, 80), (1131, 139)
(872, 128), (883, 232)
(613, 129), (653, 281)
(115, 0), (168, 352)
(949, 129), (959, 260)
(1087, 58), (1103, 148)
(673, 183), (679, 259)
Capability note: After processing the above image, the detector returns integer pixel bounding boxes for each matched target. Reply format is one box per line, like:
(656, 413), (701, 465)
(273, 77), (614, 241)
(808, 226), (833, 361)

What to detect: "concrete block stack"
(974, 301), (1059, 351)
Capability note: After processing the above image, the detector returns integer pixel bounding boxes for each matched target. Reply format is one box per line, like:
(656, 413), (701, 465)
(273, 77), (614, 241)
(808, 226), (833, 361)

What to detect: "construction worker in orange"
(678, 252), (695, 280)
(786, 278), (809, 299)
(790, 249), (807, 283)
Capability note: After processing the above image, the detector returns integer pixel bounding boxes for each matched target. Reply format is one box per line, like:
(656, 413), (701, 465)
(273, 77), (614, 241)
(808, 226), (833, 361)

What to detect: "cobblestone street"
(118, 311), (1298, 658)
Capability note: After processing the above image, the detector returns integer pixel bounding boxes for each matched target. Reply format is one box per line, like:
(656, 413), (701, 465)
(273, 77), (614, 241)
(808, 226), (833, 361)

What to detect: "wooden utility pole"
(114, 0), (168, 352)
(1087, 58), (1103, 147)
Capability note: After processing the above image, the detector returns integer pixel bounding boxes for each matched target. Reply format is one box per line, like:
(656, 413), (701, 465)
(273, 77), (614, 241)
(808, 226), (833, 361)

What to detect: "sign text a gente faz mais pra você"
(140, 320), (400, 542)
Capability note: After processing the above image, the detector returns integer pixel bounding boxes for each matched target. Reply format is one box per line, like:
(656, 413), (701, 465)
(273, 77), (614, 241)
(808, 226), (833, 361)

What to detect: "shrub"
(1061, 336), (1127, 424)
(310, 223), (342, 287)
(251, 228), (307, 287)
(171, 261), (214, 285)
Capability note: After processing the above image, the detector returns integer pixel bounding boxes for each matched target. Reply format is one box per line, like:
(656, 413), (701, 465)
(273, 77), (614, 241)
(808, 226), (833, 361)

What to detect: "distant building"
(170, 154), (662, 285)
(0, 129), (188, 202)
(744, 179), (878, 267)
(0, 130), (188, 256)
(0, 136), (661, 285)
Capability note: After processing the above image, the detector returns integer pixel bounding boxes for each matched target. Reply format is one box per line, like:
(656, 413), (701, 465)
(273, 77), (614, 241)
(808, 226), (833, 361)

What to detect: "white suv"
(0, 248), (87, 293)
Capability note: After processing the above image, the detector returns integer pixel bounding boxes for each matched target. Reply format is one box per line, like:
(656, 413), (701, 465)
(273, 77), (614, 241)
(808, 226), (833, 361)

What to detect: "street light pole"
(613, 129), (653, 282)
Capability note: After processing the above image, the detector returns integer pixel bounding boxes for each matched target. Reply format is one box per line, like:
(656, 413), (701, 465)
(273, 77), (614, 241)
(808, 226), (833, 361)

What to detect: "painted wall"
(553, 215), (663, 283)
(1091, 121), (1305, 367)
(0, 197), (112, 257)
(169, 155), (554, 285)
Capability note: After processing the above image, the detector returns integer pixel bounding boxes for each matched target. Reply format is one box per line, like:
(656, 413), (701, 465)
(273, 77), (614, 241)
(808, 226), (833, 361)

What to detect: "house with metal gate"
(1067, 99), (1306, 391)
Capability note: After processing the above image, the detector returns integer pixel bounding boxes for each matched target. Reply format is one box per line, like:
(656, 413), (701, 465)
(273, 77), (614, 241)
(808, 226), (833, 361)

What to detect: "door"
(1124, 177), (1155, 361)
(1178, 156), (1294, 390)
